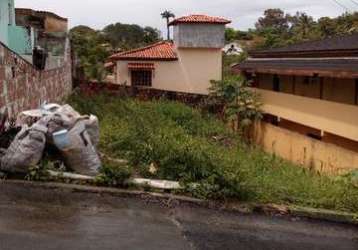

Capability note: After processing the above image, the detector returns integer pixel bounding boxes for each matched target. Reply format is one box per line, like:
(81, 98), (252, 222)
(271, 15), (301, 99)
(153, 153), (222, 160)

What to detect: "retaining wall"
(254, 121), (358, 175)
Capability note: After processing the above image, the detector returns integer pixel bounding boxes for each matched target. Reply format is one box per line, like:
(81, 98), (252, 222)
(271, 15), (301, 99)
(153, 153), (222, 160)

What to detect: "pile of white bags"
(0, 104), (101, 176)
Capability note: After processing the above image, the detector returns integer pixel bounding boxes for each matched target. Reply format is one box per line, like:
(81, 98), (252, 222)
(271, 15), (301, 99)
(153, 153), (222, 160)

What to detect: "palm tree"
(161, 10), (175, 40)
(292, 12), (316, 40)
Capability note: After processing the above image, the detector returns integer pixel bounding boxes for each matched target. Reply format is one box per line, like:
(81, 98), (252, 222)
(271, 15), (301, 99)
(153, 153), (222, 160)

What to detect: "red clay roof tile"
(168, 14), (231, 26)
(109, 41), (178, 61)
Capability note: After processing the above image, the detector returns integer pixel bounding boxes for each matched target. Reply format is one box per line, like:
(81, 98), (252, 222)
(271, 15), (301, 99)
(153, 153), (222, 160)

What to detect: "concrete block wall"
(0, 40), (72, 118)
(173, 24), (225, 48)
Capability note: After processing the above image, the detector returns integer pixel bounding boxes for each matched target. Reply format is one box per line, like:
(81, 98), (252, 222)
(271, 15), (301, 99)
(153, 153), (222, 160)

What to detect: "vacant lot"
(68, 92), (358, 213)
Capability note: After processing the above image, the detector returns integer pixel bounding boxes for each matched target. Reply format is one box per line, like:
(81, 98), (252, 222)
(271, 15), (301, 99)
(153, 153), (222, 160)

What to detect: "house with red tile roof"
(108, 14), (231, 95)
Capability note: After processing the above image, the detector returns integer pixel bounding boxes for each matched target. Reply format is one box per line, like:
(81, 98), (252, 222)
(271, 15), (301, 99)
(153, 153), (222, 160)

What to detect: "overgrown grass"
(68, 92), (358, 213)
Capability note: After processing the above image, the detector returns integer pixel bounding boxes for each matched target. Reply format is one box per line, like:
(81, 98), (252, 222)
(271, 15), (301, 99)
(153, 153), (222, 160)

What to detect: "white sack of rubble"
(0, 121), (47, 174)
(16, 103), (62, 127)
(57, 120), (101, 176)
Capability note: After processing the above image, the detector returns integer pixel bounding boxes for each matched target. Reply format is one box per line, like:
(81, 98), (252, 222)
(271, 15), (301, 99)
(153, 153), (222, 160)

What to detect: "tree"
(225, 28), (237, 42)
(252, 9), (292, 48)
(335, 12), (358, 34)
(288, 12), (318, 42)
(103, 23), (161, 50)
(236, 30), (253, 40)
(317, 17), (337, 37)
(161, 10), (175, 40)
(255, 9), (289, 34)
(70, 26), (110, 81)
(143, 26), (162, 44)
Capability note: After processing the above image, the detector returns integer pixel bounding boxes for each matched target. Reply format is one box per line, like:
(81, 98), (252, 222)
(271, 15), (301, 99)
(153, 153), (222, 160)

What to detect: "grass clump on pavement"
(68, 92), (358, 213)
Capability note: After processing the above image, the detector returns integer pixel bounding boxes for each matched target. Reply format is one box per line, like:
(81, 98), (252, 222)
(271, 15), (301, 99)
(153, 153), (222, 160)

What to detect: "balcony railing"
(252, 88), (358, 142)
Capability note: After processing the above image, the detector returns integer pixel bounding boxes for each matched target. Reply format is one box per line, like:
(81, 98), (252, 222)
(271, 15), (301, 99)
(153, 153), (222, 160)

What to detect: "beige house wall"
(254, 122), (358, 175)
(115, 48), (222, 95)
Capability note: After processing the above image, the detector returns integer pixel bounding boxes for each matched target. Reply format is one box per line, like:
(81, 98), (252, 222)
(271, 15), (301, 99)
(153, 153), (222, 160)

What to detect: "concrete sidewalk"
(0, 181), (357, 250)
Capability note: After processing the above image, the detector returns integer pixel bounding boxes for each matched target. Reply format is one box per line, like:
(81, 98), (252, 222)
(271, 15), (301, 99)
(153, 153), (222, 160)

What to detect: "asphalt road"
(0, 182), (357, 250)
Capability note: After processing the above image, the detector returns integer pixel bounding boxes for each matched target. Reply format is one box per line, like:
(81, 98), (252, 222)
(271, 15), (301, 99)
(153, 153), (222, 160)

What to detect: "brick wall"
(0, 40), (72, 118)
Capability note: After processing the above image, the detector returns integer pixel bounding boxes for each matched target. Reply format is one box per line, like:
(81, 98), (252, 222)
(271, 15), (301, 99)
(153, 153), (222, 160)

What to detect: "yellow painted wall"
(115, 48), (222, 95)
(253, 88), (358, 142)
(254, 122), (358, 175)
(252, 74), (358, 174)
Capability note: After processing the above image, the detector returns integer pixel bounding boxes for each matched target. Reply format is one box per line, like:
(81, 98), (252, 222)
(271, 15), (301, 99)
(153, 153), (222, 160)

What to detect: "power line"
(349, 0), (358, 7)
(333, 0), (349, 10)
(331, 0), (350, 11)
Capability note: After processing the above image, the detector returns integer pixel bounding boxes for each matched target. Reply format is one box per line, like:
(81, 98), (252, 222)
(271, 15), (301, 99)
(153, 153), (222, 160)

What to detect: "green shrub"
(95, 161), (132, 187)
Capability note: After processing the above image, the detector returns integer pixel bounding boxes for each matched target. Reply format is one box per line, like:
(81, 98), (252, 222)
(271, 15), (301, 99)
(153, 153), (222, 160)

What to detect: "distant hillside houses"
(223, 41), (243, 55)
(0, 0), (68, 70)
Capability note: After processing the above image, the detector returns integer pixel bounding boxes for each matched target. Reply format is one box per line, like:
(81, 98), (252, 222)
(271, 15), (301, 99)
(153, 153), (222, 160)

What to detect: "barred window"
(131, 70), (152, 87)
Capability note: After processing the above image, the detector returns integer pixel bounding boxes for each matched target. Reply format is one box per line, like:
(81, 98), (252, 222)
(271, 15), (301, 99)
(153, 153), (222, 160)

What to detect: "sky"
(15, 0), (358, 34)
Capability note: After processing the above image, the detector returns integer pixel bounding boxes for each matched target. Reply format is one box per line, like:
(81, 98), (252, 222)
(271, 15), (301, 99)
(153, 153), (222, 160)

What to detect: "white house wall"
(116, 48), (222, 95)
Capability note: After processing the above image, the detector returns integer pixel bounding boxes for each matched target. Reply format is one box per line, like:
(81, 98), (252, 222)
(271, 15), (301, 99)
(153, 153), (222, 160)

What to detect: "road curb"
(0, 180), (205, 206)
(287, 206), (358, 225)
(212, 203), (358, 225)
(2, 180), (357, 225)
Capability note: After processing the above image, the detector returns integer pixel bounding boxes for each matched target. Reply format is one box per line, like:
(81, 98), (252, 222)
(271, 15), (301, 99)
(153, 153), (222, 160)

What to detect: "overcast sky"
(15, 0), (357, 34)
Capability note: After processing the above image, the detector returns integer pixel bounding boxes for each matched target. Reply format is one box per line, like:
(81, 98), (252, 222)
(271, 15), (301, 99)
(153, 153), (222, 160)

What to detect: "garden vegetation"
(68, 92), (358, 213)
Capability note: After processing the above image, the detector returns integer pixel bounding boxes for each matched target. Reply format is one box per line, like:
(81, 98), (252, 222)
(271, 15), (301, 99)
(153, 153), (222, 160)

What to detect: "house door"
(131, 70), (152, 87)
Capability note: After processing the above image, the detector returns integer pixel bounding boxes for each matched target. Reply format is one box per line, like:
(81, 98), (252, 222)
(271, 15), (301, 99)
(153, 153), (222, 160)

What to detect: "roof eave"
(249, 49), (358, 58)
(237, 68), (358, 79)
(15, 8), (68, 21)
(232, 62), (358, 79)
(110, 57), (178, 61)
(168, 21), (231, 26)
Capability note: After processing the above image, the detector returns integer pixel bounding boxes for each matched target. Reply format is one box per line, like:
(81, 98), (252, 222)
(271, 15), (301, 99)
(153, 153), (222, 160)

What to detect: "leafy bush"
(95, 160), (132, 187)
(209, 75), (262, 136)
(25, 160), (51, 182)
